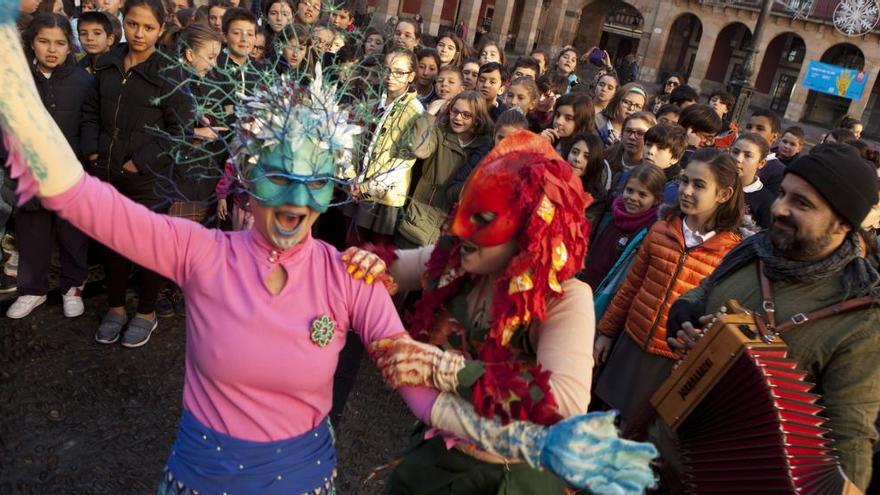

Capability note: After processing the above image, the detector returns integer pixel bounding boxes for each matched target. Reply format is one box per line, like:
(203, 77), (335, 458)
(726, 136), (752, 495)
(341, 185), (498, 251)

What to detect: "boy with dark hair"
(530, 70), (568, 130)
(708, 90), (735, 119)
(251, 25), (267, 63)
(709, 90), (737, 148)
(529, 48), (548, 74)
(745, 108), (784, 193)
(678, 104), (722, 148)
(775, 125), (805, 165)
(476, 62), (510, 121)
(330, 0), (355, 31)
(744, 108), (782, 142)
(677, 104), (722, 169)
(669, 84), (698, 108)
(643, 123), (688, 203)
(213, 8), (262, 120)
(511, 56), (541, 80)
(656, 103), (680, 125)
(220, 8), (258, 67)
(76, 11), (116, 74)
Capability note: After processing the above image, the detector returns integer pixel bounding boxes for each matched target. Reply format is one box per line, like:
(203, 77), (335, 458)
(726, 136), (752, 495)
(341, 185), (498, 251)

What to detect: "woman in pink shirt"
(0, 6), (655, 493)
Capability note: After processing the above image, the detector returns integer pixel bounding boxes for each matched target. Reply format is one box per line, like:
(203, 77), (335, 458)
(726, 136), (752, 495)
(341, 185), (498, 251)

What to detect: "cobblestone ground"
(0, 289), (413, 495)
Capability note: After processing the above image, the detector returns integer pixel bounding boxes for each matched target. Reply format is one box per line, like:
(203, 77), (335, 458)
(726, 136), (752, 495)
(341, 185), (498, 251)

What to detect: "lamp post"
(730, 0), (775, 125)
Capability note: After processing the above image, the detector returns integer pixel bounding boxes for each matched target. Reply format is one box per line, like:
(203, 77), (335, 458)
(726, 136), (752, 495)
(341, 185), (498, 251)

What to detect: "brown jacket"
(598, 216), (741, 358)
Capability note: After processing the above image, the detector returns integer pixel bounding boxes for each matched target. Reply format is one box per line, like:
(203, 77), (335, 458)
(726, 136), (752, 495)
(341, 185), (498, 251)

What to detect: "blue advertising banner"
(802, 60), (870, 100)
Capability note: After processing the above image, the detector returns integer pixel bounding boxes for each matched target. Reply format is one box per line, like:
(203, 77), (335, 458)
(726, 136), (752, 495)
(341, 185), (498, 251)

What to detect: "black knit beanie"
(785, 143), (879, 227)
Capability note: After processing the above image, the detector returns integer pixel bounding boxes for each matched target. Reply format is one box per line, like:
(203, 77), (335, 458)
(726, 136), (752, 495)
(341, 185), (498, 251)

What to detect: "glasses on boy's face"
(665, 79), (680, 87)
(450, 109), (474, 120)
(624, 128), (646, 138)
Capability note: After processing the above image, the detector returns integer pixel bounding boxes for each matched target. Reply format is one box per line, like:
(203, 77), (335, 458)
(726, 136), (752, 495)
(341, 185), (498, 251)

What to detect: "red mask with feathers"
(451, 130), (589, 247)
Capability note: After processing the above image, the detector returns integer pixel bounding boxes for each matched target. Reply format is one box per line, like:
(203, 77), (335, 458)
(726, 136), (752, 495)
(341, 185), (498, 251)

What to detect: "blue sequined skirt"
(157, 410), (338, 495)
(156, 466), (337, 495)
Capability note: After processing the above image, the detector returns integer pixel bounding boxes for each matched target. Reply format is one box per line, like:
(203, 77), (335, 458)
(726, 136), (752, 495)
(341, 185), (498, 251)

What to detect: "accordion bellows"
(652, 306), (856, 494)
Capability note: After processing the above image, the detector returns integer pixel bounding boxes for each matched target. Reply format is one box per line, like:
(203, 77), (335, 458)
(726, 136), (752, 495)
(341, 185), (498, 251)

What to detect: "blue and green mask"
(247, 138), (338, 213)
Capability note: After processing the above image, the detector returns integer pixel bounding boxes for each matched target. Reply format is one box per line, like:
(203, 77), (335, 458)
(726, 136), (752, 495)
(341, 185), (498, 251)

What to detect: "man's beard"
(769, 216), (836, 260)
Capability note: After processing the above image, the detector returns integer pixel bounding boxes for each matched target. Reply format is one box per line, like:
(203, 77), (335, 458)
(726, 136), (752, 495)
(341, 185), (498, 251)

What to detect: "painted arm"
(341, 244), (433, 293)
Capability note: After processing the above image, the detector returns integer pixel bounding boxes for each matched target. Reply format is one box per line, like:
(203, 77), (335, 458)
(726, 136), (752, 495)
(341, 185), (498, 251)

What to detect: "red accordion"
(651, 302), (862, 494)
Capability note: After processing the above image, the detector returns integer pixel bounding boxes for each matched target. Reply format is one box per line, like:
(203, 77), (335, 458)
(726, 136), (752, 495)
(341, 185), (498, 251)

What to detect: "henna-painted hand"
(368, 337), (465, 391)
(341, 247), (387, 285)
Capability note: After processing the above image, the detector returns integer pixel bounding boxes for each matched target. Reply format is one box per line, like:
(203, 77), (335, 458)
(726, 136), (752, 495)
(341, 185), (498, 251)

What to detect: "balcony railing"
(698, 0), (871, 28)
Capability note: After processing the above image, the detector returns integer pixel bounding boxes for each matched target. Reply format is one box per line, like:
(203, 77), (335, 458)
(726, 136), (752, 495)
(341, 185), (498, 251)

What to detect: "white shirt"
(681, 218), (716, 249)
(743, 176), (764, 194)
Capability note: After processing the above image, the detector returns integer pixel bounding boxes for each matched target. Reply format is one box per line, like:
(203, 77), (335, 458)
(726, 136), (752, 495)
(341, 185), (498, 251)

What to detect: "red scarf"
(611, 196), (657, 233)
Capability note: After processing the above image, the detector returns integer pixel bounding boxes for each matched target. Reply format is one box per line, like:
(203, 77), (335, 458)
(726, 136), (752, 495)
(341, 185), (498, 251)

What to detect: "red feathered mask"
(451, 131), (589, 247)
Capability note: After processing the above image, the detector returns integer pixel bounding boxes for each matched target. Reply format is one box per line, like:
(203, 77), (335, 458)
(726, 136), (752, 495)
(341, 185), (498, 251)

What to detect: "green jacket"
(672, 259), (880, 490)
(397, 115), (492, 245)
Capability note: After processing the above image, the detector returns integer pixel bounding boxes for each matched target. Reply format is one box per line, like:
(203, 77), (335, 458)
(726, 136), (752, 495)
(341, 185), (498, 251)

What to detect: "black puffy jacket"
(81, 44), (194, 209)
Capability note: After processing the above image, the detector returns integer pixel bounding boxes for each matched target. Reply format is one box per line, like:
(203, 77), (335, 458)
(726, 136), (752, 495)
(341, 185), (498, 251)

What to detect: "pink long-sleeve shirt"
(43, 174), (435, 442)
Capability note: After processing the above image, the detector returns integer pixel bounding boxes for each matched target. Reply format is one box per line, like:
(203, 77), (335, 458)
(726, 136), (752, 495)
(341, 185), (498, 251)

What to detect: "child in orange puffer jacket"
(593, 147), (744, 431)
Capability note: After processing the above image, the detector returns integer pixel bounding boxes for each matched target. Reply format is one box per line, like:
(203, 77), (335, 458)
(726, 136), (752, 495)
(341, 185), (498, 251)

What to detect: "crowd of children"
(5, 0), (880, 491)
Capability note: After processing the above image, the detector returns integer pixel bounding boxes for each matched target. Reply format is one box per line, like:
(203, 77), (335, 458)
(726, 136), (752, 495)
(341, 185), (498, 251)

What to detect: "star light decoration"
(834, 0), (880, 37)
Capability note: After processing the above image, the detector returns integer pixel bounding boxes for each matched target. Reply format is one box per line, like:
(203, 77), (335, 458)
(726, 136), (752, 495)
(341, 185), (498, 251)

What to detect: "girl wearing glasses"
(344, 48), (424, 245)
(396, 91), (494, 248)
(597, 82), (648, 147)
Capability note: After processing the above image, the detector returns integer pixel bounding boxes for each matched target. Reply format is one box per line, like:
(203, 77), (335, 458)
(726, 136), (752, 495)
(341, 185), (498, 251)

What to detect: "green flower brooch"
(310, 315), (336, 348)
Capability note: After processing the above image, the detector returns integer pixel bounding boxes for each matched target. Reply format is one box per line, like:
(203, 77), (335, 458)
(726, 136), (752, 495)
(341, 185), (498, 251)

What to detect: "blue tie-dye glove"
(539, 411), (659, 494)
(430, 393), (657, 494)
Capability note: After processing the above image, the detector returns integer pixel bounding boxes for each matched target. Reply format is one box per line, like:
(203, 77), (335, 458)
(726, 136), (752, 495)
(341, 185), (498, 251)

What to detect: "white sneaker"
(62, 286), (85, 318)
(3, 251), (18, 277)
(0, 234), (14, 255)
(6, 294), (47, 319)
